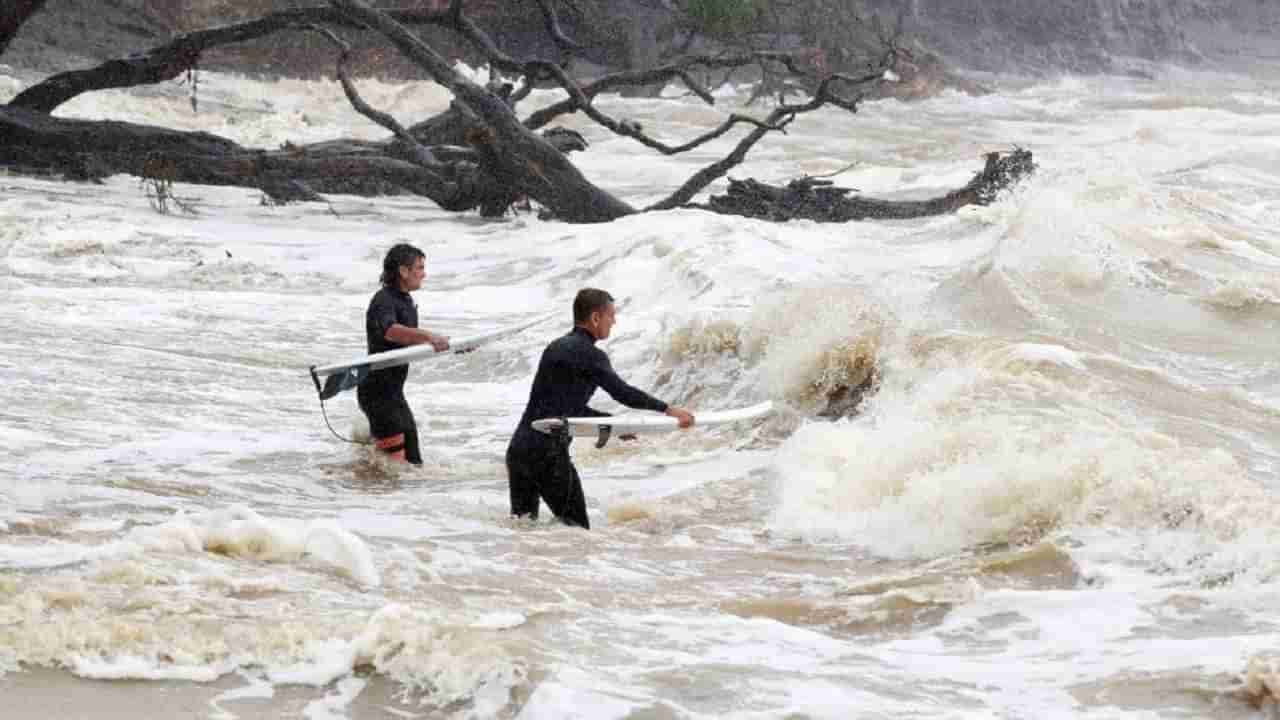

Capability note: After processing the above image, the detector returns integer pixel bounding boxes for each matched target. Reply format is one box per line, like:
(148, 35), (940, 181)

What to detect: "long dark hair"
(380, 243), (425, 287)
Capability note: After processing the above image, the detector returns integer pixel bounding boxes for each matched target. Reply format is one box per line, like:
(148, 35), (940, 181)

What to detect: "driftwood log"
(699, 149), (1036, 222)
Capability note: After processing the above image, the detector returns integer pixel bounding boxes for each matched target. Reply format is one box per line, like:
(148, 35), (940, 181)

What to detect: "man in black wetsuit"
(358, 243), (451, 464)
(506, 288), (695, 528)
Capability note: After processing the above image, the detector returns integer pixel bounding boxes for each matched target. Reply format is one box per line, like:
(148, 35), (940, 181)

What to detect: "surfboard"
(309, 312), (555, 400)
(531, 400), (774, 448)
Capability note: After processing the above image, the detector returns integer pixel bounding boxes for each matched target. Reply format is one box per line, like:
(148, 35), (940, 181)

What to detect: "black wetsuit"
(507, 326), (668, 528)
(357, 286), (422, 464)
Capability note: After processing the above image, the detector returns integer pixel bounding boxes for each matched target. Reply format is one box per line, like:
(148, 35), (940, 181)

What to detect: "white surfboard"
(532, 401), (774, 448)
(310, 312), (555, 399)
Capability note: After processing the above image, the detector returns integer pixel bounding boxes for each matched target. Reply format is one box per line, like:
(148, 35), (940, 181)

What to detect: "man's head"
(573, 288), (616, 340)
(380, 243), (426, 292)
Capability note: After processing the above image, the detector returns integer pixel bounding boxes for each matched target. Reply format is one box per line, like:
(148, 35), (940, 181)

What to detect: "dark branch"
(7, 7), (456, 113)
(305, 24), (445, 171)
(647, 116), (788, 212)
(330, 0), (634, 222)
(523, 63), (721, 130)
(6, 1), (597, 115)
(434, 4), (524, 74)
(646, 52), (895, 210)
(529, 0), (581, 54)
(0, 0), (48, 60)
(521, 49), (849, 141)
(520, 58), (803, 157)
(520, 56), (788, 157)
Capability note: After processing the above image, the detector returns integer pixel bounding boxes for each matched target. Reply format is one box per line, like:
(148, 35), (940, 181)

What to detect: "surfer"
(358, 243), (450, 464)
(506, 288), (694, 528)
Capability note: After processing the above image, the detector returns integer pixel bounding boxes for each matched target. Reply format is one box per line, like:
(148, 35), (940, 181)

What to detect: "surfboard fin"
(595, 424), (613, 449)
(312, 364), (369, 400)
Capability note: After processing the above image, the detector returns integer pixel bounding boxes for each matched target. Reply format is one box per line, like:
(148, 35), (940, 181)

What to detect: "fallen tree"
(0, 1), (1033, 223)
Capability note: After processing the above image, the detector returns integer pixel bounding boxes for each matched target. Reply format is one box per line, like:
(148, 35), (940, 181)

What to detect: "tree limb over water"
(0, 1), (1033, 223)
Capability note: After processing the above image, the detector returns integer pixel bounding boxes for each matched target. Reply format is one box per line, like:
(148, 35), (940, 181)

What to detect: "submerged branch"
(693, 150), (1037, 222)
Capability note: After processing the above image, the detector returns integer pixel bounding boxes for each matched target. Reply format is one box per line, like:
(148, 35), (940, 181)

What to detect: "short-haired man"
(506, 288), (694, 528)
(359, 243), (450, 464)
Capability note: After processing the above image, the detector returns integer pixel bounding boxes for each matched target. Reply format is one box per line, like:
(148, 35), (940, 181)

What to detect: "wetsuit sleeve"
(367, 293), (399, 342)
(590, 351), (669, 413)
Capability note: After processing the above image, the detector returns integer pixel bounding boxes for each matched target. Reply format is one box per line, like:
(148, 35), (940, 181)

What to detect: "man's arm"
(368, 293), (449, 352)
(591, 353), (694, 428)
(386, 324), (449, 352)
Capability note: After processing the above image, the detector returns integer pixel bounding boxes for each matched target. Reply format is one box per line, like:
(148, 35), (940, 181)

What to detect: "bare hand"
(429, 333), (450, 352)
(665, 406), (695, 429)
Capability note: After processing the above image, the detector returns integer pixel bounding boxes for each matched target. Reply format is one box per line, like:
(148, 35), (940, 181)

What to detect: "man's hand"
(427, 332), (450, 352)
(665, 406), (695, 429)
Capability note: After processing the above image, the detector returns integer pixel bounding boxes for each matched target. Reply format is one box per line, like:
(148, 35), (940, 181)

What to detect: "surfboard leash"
(317, 395), (371, 445)
(310, 366), (371, 446)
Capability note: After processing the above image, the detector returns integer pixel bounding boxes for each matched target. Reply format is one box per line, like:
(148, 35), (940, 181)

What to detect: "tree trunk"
(0, 105), (489, 210)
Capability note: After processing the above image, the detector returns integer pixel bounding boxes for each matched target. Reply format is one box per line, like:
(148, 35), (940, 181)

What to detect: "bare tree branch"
(6, 7), (469, 114)
(329, 0), (634, 223)
(523, 57), (789, 156)
(646, 50), (895, 211)
(522, 50), (836, 134)
(522, 63), (718, 130)
(5, 1), (600, 115)
(0, 0), (48, 60)
(305, 24), (445, 171)
(646, 114), (791, 212)
(307, 21), (524, 216)
(528, 0), (581, 54)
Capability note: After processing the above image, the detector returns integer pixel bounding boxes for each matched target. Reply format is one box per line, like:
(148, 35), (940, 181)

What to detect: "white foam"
(68, 654), (228, 682)
(768, 348), (1274, 566)
(128, 506), (380, 587)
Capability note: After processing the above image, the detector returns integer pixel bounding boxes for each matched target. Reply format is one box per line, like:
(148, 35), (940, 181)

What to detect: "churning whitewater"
(2, 60), (1280, 718)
